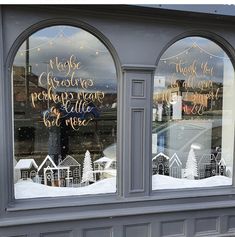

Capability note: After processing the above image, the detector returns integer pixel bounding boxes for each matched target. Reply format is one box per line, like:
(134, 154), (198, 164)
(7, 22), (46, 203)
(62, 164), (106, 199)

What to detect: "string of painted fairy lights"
(160, 38), (230, 62)
(18, 26), (107, 57)
(19, 26), (66, 54)
(57, 30), (108, 54)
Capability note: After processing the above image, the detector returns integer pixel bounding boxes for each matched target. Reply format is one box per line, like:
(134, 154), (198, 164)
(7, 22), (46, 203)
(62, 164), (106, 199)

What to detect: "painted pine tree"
(184, 147), (198, 179)
(82, 150), (94, 184)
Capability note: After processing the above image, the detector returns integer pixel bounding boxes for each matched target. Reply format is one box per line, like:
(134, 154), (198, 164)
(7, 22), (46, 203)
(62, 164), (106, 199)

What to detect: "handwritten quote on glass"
(155, 59), (220, 115)
(30, 55), (104, 130)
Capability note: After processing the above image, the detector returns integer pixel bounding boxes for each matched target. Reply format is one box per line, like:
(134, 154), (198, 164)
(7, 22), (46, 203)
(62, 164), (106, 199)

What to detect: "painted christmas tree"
(184, 147), (198, 179)
(82, 150), (94, 184)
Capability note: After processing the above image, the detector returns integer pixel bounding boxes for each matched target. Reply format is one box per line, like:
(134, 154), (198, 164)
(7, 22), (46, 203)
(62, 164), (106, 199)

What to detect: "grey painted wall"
(135, 4), (235, 17)
(1, 5), (235, 237)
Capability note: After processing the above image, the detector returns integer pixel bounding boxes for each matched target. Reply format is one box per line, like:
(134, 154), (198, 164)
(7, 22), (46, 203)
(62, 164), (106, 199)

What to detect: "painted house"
(37, 155), (58, 186)
(198, 154), (216, 179)
(58, 155), (81, 187)
(217, 156), (226, 176)
(93, 157), (117, 181)
(198, 153), (227, 179)
(169, 153), (182, 178)
(152, 152), (170, 175)
(15, 159), (38, 181)
(94, 157), (113, 171)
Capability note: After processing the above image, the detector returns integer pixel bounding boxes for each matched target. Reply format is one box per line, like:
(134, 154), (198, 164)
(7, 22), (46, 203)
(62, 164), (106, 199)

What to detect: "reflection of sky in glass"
(13, 25), (117, 93)
(160, 37), (228, 59)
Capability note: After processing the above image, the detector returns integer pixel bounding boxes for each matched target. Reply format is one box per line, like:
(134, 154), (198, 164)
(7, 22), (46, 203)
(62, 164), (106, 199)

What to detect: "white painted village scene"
(14, 140), (232, 199)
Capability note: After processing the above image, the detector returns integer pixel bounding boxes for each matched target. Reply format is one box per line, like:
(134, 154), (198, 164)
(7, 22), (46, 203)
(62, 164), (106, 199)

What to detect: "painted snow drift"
(15, 174), (231, 199)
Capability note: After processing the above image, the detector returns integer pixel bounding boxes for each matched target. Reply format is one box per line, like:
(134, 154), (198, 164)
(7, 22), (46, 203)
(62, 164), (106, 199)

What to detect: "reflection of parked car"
(106, 119), (223, 169)
(152, 119), (222, 168)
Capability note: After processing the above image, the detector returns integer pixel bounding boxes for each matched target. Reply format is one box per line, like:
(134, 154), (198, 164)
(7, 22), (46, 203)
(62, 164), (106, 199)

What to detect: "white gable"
(219, 157), (226, 166)
(169, 153), (182, 167)
(170, 159), (181, 168)
(152, 152), (169, 161)
(15, 159), (38, 170)
(38, 155), (57, 172)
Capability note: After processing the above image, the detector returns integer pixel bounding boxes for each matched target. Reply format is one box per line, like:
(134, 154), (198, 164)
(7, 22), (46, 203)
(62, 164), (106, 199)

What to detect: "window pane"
(152, 37), (234, 190)
(13, 25), (117, 199)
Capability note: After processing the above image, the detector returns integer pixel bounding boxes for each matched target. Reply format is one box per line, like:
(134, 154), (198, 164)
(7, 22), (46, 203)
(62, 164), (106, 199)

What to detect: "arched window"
(152, 36), (234, 190)
(13, 25), (117, 199)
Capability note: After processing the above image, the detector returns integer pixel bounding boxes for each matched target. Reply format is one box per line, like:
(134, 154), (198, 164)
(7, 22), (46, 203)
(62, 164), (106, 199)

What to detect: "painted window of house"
(22, 171), (28, 180)
(152, 37), (234, 190)
(13, 25), (117, 199)
(73, 168), (80, 178)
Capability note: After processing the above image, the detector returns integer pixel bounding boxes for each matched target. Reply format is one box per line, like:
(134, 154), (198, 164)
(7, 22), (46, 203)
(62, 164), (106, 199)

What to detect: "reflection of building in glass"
(13, 63), (117, 174)
(13, 66), (47, 117)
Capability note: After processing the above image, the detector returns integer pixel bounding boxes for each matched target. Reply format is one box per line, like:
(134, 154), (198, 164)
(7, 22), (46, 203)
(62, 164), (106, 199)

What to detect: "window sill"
(2, 195), (235, 227)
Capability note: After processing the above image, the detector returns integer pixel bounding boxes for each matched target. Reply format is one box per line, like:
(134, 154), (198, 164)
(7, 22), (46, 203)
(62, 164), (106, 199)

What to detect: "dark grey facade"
(1, 4), (235, 237)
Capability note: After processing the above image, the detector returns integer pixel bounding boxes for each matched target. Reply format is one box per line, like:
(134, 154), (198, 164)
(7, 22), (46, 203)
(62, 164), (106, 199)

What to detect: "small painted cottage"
(58, 155), (81, 187)
(152, 152), (170, 175)
(14, 159), (38, 181)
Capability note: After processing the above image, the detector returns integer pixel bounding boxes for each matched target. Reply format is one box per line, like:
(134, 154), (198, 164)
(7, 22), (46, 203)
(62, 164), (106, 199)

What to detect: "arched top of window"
(13, 25), (117, 88)
(159, 36), (232, 62)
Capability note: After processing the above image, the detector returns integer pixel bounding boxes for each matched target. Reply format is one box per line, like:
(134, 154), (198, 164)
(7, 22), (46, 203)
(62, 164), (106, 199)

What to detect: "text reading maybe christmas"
(30, 55), (104, 130)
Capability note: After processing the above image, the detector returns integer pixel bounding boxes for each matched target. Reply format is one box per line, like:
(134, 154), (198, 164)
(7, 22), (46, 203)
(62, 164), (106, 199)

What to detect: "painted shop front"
(1, 4), (235, 237)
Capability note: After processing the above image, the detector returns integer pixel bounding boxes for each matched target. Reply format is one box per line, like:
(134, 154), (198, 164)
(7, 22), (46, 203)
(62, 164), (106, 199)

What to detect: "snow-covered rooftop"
(59, 155), (81, 167)
(152, 152), (169, 160)
(15, 159), (38, 170)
